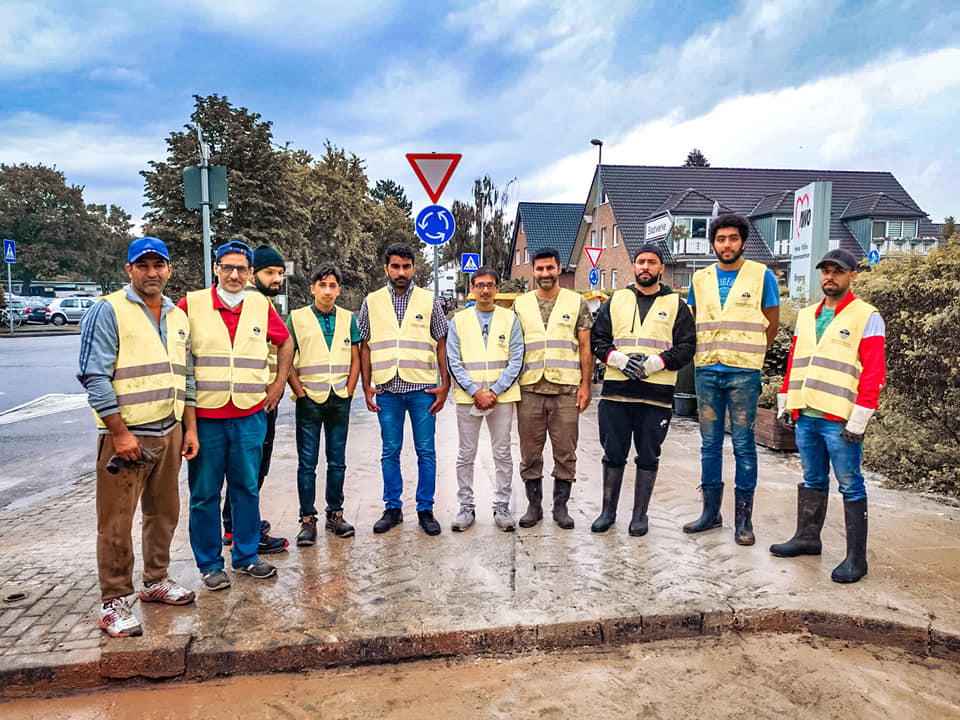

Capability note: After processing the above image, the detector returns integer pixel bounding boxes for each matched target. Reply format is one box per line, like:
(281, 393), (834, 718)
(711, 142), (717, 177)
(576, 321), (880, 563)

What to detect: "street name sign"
(406, 153), (461, 203)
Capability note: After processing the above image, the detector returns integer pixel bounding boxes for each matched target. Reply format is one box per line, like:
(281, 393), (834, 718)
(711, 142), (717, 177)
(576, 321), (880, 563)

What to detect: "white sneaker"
(139, 577), (196, 606)
(451, 505), (475, 532)
(493, 503), (516, 532)
(98, 597), (143, 638)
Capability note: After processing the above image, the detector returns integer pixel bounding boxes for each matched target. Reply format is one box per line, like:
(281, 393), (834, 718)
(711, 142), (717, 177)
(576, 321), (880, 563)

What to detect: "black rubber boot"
(831, 498), (868, 583)
(770, 484), (828, 557)
(591, 464), (623, 533)
(518, 478), (543, 528)
(682, 483), (723, 533)
(553, 479), (575, 530)
(734, 490), (755, 546)
(628, 468), (657, 537)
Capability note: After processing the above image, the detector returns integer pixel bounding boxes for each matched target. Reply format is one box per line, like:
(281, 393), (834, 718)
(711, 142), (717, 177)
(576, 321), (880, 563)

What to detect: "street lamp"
(590, 138), (603, 252)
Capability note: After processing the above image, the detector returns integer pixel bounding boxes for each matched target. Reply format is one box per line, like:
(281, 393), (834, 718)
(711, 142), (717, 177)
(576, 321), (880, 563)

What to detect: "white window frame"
(611, 269), (617, 289)
(524, 248), (530, 264)
(516, 250), (521, 266)
(590, 230), (596, 246)
(600, 270), (606, 288)
(600, 227), (606, 249)
(612, 224), (619, 247)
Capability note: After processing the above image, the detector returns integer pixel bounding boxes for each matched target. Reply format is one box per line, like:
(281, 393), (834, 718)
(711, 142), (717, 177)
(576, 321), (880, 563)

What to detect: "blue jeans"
(188, 411), (266, 572)
(695, 368), (761, 492)
(795, 414), (866, 502)
(377, 390), (437, 511)
(296, 393), (351, 517)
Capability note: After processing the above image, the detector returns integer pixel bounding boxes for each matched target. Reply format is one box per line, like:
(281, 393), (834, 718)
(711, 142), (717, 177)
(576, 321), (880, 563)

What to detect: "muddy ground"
(3, 632), (959, 719)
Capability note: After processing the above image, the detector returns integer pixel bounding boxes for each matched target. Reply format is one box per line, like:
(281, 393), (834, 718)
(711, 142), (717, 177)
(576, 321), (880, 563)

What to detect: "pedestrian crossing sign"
(461, 253), (480, 272)
(3, 239), (15, 263)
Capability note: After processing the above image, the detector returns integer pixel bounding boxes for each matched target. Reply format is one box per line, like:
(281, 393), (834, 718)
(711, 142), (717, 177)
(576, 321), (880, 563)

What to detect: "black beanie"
(253, 245), (284, 271)
(634, 243), (664, 263)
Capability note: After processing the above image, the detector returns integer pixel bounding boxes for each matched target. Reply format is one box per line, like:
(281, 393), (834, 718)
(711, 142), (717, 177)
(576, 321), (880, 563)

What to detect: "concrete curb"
(2, 607), (957, 699)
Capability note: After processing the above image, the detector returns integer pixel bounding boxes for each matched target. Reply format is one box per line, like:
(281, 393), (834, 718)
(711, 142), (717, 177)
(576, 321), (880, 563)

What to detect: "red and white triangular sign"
(585, 247), (603, 268)
(406, 153), (461, 204)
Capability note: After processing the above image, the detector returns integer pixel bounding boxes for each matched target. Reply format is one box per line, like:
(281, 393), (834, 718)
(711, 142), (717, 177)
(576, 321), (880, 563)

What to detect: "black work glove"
(623, 353), (647, 380)
(840, 428), (864, 444)
(777, 412), (795, 432)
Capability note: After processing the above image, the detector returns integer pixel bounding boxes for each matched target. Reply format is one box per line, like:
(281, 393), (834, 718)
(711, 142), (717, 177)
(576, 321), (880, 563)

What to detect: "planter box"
(725, 406), (797, 451)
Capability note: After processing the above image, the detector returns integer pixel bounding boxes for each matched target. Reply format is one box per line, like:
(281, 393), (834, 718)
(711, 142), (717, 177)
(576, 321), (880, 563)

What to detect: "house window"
(691, 218), (708, 239)
(524, 248), (530, 264)
(590, 230), (596, 246)
(612, 224), (619, 246)
(601, 227), (607, 248)
(872, 220), (886, 239)
(600, 270), (606, 288)
(611, 269), (617, 289)
(902, 220), (918, 239)
(516, 250), (520, 266)
(775, 218), (791, 255)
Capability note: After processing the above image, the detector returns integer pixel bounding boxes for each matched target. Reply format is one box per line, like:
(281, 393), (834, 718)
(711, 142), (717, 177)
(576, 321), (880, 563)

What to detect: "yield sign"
(406, 153), (461, 204)
(585, 246), (602, 268)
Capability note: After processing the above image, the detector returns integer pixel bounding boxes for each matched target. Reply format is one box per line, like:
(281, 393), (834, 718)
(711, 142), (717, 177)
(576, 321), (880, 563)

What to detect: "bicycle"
(0, 308), (24, 328)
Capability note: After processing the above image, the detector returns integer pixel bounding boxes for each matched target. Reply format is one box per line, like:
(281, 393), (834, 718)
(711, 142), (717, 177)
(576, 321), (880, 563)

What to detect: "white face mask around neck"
(216, 286), (246, 308)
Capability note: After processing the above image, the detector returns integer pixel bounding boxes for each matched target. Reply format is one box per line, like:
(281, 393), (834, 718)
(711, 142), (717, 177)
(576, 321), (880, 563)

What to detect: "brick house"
(507, 202), (583, 290)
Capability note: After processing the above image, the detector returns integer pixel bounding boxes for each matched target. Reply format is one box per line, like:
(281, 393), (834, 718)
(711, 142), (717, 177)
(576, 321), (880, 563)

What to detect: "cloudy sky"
(2, 0), (958, 229)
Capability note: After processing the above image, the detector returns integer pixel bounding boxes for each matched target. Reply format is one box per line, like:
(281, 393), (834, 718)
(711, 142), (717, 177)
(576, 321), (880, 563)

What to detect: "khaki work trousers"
(96, 428), (182, 601)
(517, 389), (579, 482)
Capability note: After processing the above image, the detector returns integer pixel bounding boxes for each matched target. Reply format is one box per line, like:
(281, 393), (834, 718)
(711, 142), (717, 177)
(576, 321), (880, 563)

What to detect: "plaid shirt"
(358, 283), (448, 394)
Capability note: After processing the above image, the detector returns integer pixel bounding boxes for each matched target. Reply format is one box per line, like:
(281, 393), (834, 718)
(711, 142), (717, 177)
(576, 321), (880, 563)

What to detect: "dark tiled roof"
(513, 202), (583, 266)
(840, 192), (926, 219)
(746, 219), (774, 263)
(650, 188), (731, 217)
(750, 190), (794, 217)
(584, 165), (931, 264)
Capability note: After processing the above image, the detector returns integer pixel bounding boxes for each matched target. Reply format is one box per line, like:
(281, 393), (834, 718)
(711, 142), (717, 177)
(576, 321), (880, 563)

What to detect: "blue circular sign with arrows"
(415, 204), (456, 246)
(867, 249), (880, 266)
(588, 267), (599, 287)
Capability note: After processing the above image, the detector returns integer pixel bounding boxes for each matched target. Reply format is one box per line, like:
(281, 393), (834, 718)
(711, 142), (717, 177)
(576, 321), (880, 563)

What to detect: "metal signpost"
(406, 154), (462, 295)
(183, 126), (229, 287)
(4, 239), (15, 334)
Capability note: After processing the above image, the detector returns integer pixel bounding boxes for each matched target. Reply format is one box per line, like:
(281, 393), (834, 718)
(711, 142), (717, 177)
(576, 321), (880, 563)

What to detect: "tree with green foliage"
(941, 216), (956, 241)
(854, 234), (960, 494)
(684, 149), (710, 167)
(371, 179), (412, 218)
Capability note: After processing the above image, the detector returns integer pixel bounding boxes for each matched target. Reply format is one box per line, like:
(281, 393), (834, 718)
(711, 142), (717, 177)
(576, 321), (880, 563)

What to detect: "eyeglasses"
(472, 282), (497, 290)
(218, 264), (250, 275)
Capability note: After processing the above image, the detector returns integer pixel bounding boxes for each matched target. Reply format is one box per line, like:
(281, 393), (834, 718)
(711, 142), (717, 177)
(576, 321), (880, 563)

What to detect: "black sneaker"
(326, 510), (355, 538)
(373, 507), (403, 534)
(258, 531), (289, 554)
(201, 569), (231, 591)
(236, 561), (277, 579)
(418, 509), (441, 536)
(296, 516), (318, 546)
(260, 519), (271, 535)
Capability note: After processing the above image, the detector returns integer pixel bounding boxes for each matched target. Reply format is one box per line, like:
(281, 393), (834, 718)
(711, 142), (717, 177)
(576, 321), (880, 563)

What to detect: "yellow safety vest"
(291, 305), (353, 404)
(245, 284), (279, 384)
(605, 289), (679, 386)
(692, 260), (770, 370)
(785, 298), (876, 420)
(367, 286), (438, 386)
(514, 288), (582, 386)
(186, 289), (271, 410)
(93, 290), (188, 428)
(451, 306), (521, 404)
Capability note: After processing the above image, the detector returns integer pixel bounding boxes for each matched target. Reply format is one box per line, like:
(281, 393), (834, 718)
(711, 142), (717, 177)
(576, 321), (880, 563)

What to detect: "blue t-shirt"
(687, 266), (780, 372)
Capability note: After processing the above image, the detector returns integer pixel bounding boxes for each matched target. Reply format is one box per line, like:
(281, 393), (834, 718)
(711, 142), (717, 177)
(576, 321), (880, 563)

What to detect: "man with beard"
(683, 214), (779, 545)
(220, 245), (289, 554)
(514, 248), (594, 530)
(358, 244), (450, 536)
(589, 245), (695, 535)
(771, 249), (885, 584)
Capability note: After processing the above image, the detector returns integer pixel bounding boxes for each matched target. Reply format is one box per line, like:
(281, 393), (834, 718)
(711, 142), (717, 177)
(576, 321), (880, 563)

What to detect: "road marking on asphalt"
(0, 393), (89, 425)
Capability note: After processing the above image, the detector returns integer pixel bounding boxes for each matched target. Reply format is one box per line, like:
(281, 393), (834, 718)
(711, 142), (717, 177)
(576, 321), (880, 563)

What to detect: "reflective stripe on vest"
(692, 259), (769, 370)
(785, 298), (876, 420)
(605, 289), (679, 386)
(514, 288), (582, 386)
(451, 306), (521, 404)
(93, 290), (188, 428)
(367, 286), (438, 386)
(291, 304), (353, 404)
(186, 289), (270, 410)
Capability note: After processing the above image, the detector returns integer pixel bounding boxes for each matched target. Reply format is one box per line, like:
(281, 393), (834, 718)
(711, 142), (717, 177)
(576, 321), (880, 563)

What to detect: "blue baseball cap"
(215, 239), (253, 266)
(127, 237), (170, 263)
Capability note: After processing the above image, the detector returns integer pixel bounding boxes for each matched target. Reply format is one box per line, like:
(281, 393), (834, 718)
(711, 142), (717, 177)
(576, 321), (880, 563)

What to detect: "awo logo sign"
(795, 193), (811, 237)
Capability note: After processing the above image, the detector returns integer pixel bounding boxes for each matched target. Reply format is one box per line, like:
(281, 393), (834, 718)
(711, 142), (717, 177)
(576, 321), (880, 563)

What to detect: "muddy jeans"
(517, 388), (579, 482)
(96, 427), (183, 601)
(695, 368), (760, 492)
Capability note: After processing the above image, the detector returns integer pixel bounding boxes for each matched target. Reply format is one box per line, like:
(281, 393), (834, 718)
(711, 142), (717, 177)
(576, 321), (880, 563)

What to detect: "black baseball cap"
(816, 249), (858, 271)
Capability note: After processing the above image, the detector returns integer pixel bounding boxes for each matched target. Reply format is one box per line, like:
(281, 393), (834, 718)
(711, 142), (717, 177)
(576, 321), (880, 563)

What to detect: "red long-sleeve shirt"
(780, 291), (886, 421)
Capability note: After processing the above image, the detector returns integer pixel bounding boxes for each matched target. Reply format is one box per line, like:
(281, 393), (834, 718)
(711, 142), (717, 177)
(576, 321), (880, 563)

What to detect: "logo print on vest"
(343, 338), (350, 344)
(252, 326), (262, 336)
(562, 314), (570, 321)
(498, 334), (506, 342)
(415, 313), (424, 321)
(740, 292), (752, 301)
(658, 311), (668, 319)
(178, 329), (186, 339)
(839, 328), (850, 339)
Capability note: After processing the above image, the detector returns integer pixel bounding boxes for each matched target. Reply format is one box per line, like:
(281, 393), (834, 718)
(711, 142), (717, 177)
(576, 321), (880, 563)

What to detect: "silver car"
(45, 296), (96, 325)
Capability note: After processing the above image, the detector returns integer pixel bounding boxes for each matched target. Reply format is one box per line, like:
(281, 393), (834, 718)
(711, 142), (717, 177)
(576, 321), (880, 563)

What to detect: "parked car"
(21, 296), (51, 324)
(45, 296), (96, 325)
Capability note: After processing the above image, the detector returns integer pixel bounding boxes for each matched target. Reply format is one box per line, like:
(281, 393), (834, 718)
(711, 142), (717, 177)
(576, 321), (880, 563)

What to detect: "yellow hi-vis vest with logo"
(605, 289), (679, 386)
(290, 305), (353, 404)
(186, 289), (270, 410)
(785, 298), (876, 420)
(514, 288), (582, 386)
(93, 290), (188, 428)
(367, 286), (438, 386)
(692, 259), (769, 370)
(245, 284), (279, 384)
(450, 305), (522, 404)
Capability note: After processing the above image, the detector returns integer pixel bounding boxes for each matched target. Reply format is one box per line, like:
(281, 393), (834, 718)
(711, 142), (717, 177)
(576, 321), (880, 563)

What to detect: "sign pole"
(198, 126), (213, 288)
(6, 262), (12, 334)
(434, 247), (439, 297)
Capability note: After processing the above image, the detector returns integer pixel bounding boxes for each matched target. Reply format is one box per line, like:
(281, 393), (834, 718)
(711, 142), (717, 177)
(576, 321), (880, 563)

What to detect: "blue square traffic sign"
(3, 239), (15, 264)
(461, 253), (480, 272)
